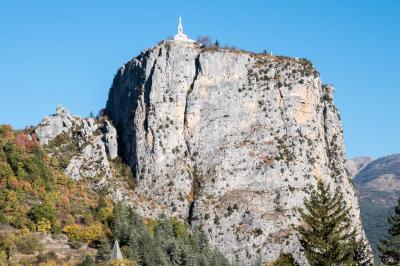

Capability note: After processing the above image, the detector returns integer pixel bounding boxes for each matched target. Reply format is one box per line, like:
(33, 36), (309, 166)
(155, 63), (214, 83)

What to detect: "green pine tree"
(297, 180), (357, 266)
(126, 234), (141, 263)
(379, 198), (400, 265)
(166, 241), (183, 265)
(95, 237), (111, 262)
(207, 248), (230, 266)
(79, 255), (95, 266)
(180, 245), (197, 266)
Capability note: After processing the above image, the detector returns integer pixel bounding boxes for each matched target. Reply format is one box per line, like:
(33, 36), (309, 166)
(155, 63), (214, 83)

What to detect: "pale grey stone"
(106, 41), (373, 264)
(35, 106), (118, 182)
(35, 105), (78, 145)
(103, 120), (118, 160)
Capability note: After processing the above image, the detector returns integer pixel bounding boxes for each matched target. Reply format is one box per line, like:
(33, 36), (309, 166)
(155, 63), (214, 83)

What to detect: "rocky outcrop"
(106, 41), (371, 264)
(35, 106), (118, 182)
(35, 105), (78, 145)
(103, 120), (118, 160)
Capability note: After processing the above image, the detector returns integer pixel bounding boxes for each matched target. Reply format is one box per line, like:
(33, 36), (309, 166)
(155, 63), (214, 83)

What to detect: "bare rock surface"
(105, 41), (371, 264)
(35, 106), (118, 182)
(35, 105), (78, 145)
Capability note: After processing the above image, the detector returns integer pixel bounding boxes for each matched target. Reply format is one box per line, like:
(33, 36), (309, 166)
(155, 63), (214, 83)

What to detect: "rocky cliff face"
(105, 41), (370, 263)
(34, 106), (125, 190)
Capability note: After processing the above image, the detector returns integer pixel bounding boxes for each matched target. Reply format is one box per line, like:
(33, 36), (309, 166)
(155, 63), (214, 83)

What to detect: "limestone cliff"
(34, 106), (136, 201)
(105, 41), (371, 263)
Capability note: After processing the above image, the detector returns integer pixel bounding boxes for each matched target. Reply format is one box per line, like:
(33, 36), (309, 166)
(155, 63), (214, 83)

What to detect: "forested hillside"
(0, 125), (231, 265)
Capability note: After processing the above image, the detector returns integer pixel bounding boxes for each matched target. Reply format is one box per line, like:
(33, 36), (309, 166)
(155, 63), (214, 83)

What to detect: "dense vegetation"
(0, 124), (108, 264)
(353, 156), (400, 264)
(379, 198), (400, 265)
(358, 191), (394, 263)
(98, 204), (230, 266)
(0, 125), (232, 265)
(0, 125), (102, 232)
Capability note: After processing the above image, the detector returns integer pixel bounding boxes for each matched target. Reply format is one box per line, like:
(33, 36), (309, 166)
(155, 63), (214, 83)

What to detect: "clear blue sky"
(0, 0), (399, 159)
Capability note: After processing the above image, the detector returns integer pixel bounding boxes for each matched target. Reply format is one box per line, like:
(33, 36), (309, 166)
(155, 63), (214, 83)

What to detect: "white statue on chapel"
(173, 17), (195, 42)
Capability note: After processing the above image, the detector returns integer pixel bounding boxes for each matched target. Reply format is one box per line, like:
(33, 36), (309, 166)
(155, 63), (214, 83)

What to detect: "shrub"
(196, 36), (212, 47)
(170, 218), (188, 239)
(78, 255), (95, 266)
(105, 259), (138, 266)
(28, 204), (56, 225)
(15, 233), (43, 254)
(36, 218), (52, 232)
(269, 253), (296, 266)
(79, 255), (96, 266)
(98, 206), (113, 222)
(68, 238), (83, 249)
(36, 251), (58, 264)
(63, 223), (105, 243)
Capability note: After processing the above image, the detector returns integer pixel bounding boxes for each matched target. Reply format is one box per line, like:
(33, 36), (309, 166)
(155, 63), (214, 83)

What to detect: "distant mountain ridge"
(346, 157), (374, 178)
(354, 154), (400, 189)
(350, 154), (400, 263)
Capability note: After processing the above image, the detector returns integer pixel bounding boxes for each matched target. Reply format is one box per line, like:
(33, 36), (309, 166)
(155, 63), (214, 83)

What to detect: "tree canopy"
(297, 180), (370, 265)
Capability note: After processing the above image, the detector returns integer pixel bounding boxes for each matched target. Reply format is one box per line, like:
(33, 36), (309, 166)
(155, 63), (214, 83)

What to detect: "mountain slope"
(0, 124), (232, 265)
(355, 154), (400, 192)
(352, 154), (400, 262)
(346, 157), (374, 178)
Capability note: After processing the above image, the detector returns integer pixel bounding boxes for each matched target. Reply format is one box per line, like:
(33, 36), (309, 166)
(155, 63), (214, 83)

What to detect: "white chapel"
(173, 17), (195, 42)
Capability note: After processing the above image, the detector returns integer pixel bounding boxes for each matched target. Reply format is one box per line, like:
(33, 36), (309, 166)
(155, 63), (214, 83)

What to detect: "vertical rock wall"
(106, 41), (370, 264)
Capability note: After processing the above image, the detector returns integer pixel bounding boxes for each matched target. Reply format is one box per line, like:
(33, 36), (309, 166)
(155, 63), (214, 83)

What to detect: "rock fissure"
(187, 166), (201, 225)
(183, 53), (201, 156)
(277, 86), (295, 164)
(184, 53), (202, 225)
(322, 100), (340, 182)
(143, 48), (161, 135)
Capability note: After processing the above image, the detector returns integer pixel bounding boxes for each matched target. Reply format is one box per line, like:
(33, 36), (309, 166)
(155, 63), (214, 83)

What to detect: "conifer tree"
(166, 241), (183, 265)
(180, 246), (197, 266)
(379, 198), (400, 265)
(126, 234), (140, 263)
(96, 237), (111, 262)
(297, 180), (357, 266)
